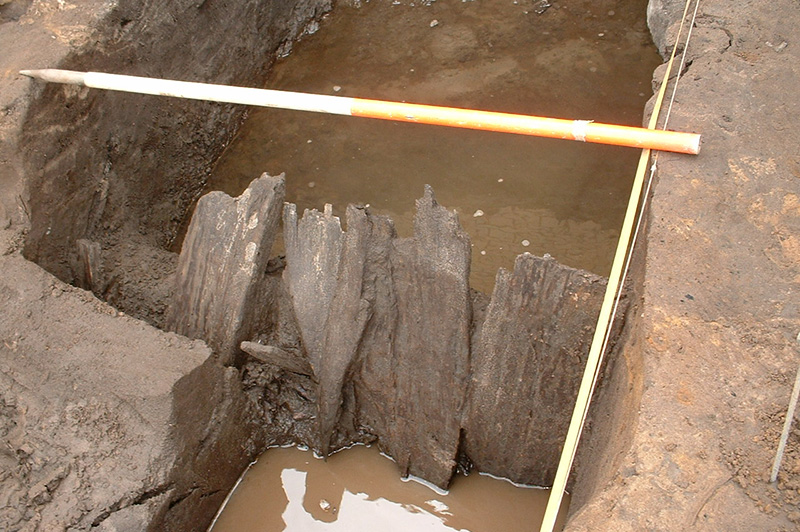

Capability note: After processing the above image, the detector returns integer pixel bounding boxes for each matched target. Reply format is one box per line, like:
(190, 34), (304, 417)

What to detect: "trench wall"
(19, 0), (331, 286)
(570, 0), (800, 529)
(1, 1), (333, 531)
(0, 0), (660, 529)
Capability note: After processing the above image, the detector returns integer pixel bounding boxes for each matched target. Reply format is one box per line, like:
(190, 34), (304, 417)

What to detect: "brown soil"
(1, 0), (799, 531)
(571, 0), (800, 529)
(204, 0), (661, 293)
(1, 1), (332, 530)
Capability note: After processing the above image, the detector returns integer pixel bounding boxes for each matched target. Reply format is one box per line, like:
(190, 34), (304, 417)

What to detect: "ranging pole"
(20, 69), (701, 155)
(771, 333), (800, 484)
(538, 0), (698, 528)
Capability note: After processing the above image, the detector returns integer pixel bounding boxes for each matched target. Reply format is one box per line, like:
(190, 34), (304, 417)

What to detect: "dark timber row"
(168, 173), (623, 489)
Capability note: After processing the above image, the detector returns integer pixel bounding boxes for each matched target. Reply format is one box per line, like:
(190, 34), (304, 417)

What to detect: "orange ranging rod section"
(350, 98), (701, 155)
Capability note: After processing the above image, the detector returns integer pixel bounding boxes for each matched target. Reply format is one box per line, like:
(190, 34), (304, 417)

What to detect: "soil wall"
(569, 0), (800, 529)
(17, 0), (331, 325)
(1, 1), (332, 531)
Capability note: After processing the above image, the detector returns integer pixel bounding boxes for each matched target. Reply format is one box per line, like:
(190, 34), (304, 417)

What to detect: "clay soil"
(1, 0), (800, 531)
(571, 0), (800, 529)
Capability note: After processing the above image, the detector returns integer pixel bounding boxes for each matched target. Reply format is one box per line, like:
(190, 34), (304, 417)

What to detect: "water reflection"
(209, 446), (569, 531)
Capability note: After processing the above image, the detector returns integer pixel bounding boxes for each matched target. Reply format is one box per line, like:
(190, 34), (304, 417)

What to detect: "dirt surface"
(569, 0), (800, 529)
(1, 0), (800, 531)
(207, 0), (661, 294)
(1, 1), (330, 531)
(0, 252), (211, 530)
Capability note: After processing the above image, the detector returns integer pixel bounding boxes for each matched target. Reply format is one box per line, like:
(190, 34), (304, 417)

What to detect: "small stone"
(521, 240), (530, 247)
(480, 250), (486, 256)
(473, 209), (484, 217)
(607, 10), (615, 16)
(598, 32), (605, 37)
(320, 499), (333, 512)
(430, 19), (439, 27)
(308, 181), (316, 188)
(533, 0), (550, 14)
(497, 178), (504, 183)
(307, 139), (313, 143)
(333, 85), (341, 92)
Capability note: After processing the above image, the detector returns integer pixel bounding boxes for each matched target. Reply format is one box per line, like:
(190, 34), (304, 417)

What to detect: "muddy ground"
(1, 1), (334, 530)
(1, 0), (800, 531)
(571, 0), (800, 529)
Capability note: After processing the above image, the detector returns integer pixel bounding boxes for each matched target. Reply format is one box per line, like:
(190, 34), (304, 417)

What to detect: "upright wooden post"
(167, 174), (285, 364)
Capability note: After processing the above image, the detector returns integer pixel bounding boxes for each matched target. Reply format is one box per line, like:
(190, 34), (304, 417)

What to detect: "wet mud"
(205, 0), (661, 292)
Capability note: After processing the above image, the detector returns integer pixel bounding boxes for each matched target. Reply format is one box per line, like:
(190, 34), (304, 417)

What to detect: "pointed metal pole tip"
(18, 69), (86, 85)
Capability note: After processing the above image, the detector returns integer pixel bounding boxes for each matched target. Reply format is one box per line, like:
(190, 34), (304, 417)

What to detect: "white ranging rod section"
(20, 69), (354, 115)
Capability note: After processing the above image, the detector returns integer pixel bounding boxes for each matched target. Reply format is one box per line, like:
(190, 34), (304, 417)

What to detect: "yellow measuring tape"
(538, 0), (700, 529)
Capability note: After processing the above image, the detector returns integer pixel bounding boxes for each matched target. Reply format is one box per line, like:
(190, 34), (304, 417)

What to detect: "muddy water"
(201, 0), (661, 292)
(210, 445), (570, 532)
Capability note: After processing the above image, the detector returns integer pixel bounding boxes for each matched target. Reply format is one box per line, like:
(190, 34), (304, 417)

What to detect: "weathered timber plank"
(240, 341), (313, 376)
(316, 205), (373, 453)
(345, 212), (398, 443)
(75, 238), (103, 293)
(166, 174), (284, 363)
(462, 253), (607, 486)
(360, 186), (472, 488)
(282, 203), (343, 376)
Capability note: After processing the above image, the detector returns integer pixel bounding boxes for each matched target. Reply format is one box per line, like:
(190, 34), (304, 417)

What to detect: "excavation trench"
(14, 0), (658, 530)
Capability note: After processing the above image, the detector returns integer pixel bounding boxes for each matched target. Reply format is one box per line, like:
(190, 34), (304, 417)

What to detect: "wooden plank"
(316, 205), (373, 454)
(357, 186), (472, 487)
(282, 202), (343, 375)
(462, 253), (610, 486)
(279, 186), (626, 490)
(240, 341), (313, 376)
(75, 238), (103, 293)
(166, 174), (284, 363)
